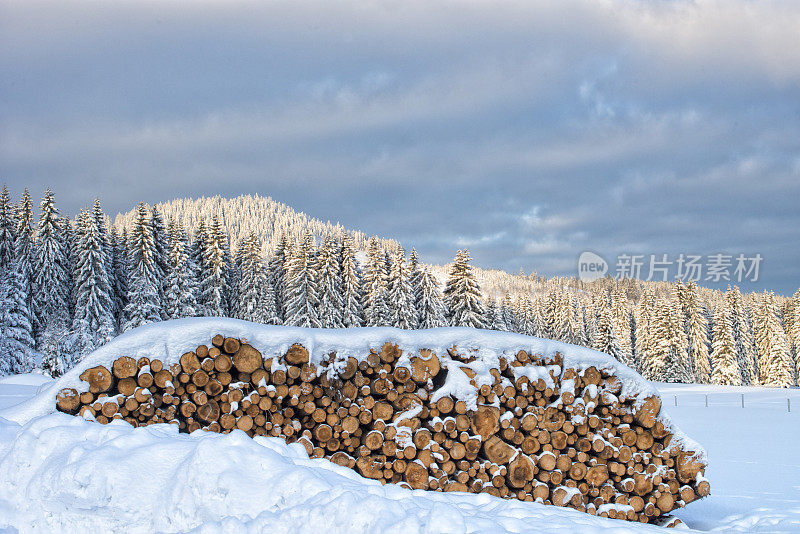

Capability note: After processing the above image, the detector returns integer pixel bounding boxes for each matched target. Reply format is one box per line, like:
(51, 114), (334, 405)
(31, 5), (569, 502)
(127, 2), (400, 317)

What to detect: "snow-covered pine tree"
(488, 300), (506, 331)
(710, 302), (742, 386)
(123, 203), (162, 330)
(0, 256), (37, 374)
(32, 189), (71, 365)
(611, 290), (634, 365)
(284, 231), (320, 328)
(408, 247), (422, 309)
(202, 216), (231, 317)
(500, 293), (517, 332)
(62, 216), (77, 319)
(233, 232), (273, 323)
(189, 219), (208, 316)
(753, 292), (794, 387)
(791, 289), (800, 384)
(634, 288), (656, 377)
(14, 189), (36, 319)
(386, 248), (417, 330)
(443, 249), (486, 329)
(316, 236), (344, 328)
(593, 306), (623, 363)
(725, 287), (757, 385)
(416, 267), (447, 329)
(110, 226), (129, 328)
(164, 222), (200, 319)
(149, 205), (170, 318)
(660, 295), (693, 383)
(91, 198), (115, 315)
(339, 233), (363, 328)
(71, 209), (115, 361)
(0, 185), (16, 274)
(268, 234), (290, 321)
(542, 290), (559, 340)
(684, 281), (712, 384)
(363, 237), (390, 327)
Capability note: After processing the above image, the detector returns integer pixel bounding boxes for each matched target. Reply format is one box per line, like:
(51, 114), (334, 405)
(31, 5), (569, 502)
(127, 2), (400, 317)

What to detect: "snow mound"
(0, 412), (669, 533)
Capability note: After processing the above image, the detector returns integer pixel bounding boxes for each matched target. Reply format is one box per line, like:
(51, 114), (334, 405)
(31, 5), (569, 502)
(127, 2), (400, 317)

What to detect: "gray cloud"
(1, 0), (798, 294)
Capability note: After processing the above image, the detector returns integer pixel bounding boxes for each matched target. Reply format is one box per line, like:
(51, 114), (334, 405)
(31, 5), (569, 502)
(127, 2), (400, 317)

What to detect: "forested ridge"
(2, 188), (798, 387)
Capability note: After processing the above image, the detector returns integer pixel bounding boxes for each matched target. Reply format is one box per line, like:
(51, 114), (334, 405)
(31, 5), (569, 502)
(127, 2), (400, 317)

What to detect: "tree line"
(1, 187), (798, 388)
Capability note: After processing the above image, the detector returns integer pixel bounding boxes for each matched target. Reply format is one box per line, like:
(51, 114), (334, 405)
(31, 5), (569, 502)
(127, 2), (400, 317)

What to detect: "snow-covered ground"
(0, 324), (798, 532)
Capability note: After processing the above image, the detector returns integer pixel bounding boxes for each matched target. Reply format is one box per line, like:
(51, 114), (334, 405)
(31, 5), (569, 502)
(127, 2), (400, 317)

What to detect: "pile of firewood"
(55, 334), (708, 524)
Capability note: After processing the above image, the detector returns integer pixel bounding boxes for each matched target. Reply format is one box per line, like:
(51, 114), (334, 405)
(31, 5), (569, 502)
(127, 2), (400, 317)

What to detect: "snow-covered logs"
(56, 334), (708, 524)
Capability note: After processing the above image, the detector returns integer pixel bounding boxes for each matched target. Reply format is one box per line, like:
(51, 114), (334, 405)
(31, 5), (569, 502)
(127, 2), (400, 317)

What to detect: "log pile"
(55, 333), (709, 524)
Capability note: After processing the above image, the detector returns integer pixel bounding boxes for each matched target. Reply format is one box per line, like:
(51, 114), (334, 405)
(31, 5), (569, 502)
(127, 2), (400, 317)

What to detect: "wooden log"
(113, 357), (138, 379)
(154, 370), (173, 389)
(211, 334), (224, 348)
(80, 366), (114, 393)
(223, 337), (241, 354)
(118, 378), (136, 397)
(410, 350), (440, 382)
(634, 396), (661, 429)
(471, 405), (500, 440)
(405, 461), (429, 489)
(56, 388), (80, 413)
(233, 344), (263, 373)
(507, 455), (535, 488)
(483, 436), (515, 465)
(196, 399), (220, 423)
(285, 344), (309, 366)
(179, 352), (201, 374)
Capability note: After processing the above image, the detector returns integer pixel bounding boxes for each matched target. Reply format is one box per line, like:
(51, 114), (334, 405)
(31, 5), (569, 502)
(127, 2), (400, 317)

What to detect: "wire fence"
(663, 393), (795, 412)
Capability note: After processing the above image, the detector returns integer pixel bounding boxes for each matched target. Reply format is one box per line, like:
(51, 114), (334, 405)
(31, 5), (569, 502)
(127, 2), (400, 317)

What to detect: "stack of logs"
(56, 334), (709, 525)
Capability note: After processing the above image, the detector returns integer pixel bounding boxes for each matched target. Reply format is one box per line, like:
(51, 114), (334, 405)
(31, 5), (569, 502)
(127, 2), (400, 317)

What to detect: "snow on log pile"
(36, 319), (707, 525)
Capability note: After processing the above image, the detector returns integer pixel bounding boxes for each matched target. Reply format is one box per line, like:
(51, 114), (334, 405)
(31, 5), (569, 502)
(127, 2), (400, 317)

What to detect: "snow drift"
(1, 318), (709, 531)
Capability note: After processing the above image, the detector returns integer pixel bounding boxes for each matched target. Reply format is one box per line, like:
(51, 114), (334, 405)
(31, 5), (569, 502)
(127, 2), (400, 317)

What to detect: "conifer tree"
(634, 288), (656, 377)
(660, 296), (693, 383)
(339, 233), (363, 328)
(124, 203), (162, 330)
(284, 231), (320, 328)
(593, 307), (624, 363)
(684, 281), (712, 384)
(32, 189), (71, 361)
(408, 248), (422, 308)
(164, 222), (200, 319)
(416, 268), (447, 329)
(316, 236), (344, 328)
(753, 292), (794, 387)
(110, 226), (129, 328)
(0, 185), (16, 274)
(710, 303), (742, 386)
(500, 293), (517, 332)
(725, 287), (757, 385)
(14, 189), (36, 317)
(268, 234), (290, 321)
(611, 290), (634, 365)
(387, 249), (417, 329)
(202, 216), (231, 317)
(363, 238), (390, 327)
(71, 210), (115, 360)
(443, 249), (486, 328)
(0, 256), (37, 374)
(150, 205), (170, 318)
(189, 220), (208, 316)
(791, 289), (800, 384)
(91, 198), (115, 310)
(62, 216), (77, 319)
(232, 233), (273, 323)
(488, 300), (507, 331)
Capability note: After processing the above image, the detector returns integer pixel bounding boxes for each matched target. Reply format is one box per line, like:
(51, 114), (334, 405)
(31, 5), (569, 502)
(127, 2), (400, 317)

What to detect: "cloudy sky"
(1, 0), (798, 294)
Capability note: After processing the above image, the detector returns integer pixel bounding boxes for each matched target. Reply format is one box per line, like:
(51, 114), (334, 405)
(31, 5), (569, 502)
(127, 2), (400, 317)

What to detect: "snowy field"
(0, 376), (798, 532)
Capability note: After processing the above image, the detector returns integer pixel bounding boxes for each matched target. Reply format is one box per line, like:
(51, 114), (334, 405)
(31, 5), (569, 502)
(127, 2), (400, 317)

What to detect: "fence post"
(789, 398), (792, 413)
(741, 393), (744, 408)
(674, 395), (677, 407)
(705, 394), (708, 408)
